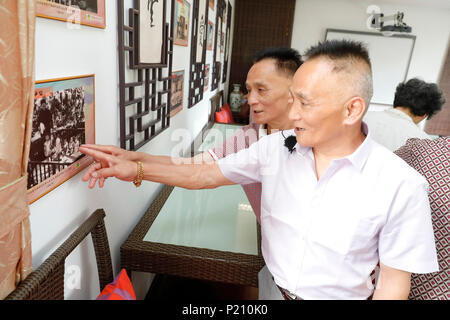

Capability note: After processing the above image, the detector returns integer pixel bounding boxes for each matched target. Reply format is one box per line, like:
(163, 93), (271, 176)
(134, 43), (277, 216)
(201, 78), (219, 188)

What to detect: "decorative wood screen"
(188, 0), (209, 108)
(222, 1), (232, 84)
(118, 0), (175, 151)
(211, 0), (226, 91)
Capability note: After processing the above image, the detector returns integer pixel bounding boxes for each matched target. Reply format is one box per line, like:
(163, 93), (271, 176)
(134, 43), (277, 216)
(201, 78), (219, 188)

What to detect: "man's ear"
(343, 97), (366, 125)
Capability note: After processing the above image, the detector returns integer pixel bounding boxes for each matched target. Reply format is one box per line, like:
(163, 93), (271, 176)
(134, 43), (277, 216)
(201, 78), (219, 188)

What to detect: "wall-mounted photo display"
(207, 20), (214, 51)
(174, 0), (190, 46)
(222, 1), (232, 83)
(188, 0), (209, 108)
(28, 75), (95, 204)
(209, 0), (215, 11)
(118, 0), (175, 151)
(136, 0), (166, 66)
(36, 0), (106, 29)
(170, 70), (185, 116)
(204, 64), (210, 92)
(211, 0), (226, 90)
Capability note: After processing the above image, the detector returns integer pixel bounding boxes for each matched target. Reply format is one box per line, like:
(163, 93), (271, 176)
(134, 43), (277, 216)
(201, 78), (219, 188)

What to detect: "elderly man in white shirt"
(364, 78), (445, 151)
(79, 40), (439, 300)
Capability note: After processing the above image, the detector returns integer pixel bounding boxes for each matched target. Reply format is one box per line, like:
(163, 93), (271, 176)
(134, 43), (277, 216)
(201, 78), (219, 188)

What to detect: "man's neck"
(312, 127), (366, 180)
(394, 106), (427, 125)
(266, 120), (295, 135)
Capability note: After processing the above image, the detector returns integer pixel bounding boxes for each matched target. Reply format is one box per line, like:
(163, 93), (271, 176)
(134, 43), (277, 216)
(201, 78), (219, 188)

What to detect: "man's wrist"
(133, 161), (144, 187)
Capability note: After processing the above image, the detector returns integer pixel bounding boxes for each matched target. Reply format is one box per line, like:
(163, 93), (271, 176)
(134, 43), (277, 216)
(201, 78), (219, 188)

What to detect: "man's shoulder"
(368, 139), (428, 186)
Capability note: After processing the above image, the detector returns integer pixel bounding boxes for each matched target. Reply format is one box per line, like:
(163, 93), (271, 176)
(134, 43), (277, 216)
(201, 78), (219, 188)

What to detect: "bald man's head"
(303, 40), (373, 110)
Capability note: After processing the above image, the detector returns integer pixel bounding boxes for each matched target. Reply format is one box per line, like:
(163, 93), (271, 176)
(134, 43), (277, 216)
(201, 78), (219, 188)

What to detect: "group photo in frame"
(174, 0), (190, 46)
(27, 75), (96, 204)
(136, 0), (166, 66)
(36, 0), (106, 29)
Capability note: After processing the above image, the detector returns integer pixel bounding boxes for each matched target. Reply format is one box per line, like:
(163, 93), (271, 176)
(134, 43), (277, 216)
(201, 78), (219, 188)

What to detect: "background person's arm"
(372, 262), (411, 300)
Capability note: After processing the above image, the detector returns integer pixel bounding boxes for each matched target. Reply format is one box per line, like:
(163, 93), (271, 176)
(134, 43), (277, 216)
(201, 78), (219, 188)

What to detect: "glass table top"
(144, 185), (258, 255)
(144, 122), (258, 255)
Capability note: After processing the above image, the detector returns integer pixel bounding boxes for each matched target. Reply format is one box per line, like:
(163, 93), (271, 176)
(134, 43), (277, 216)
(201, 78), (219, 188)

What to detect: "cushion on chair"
(394, 137), (450, 300)
(97, 269), (136, 300)
(215, 104), (235, 124)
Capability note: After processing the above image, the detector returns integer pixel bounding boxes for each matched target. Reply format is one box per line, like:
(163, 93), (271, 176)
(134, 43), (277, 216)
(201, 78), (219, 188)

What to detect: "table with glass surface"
(120, 123), (265, 287)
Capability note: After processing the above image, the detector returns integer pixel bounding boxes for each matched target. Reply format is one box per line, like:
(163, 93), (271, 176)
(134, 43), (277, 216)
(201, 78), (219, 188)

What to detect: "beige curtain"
(0, 0), (36, 299)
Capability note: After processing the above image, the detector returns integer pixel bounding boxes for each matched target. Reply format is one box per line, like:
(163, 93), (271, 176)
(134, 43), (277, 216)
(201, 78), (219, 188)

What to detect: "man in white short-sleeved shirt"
(80, 40), (439, 299)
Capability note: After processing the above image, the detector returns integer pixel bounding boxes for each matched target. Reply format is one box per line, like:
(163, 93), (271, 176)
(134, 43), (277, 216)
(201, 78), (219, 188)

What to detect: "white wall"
(291, 0), (450, 112)
(31, 0), (234, 300)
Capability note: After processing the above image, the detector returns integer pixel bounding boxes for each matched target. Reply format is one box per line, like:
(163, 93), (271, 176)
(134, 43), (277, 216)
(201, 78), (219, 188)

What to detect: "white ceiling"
(373, 0), (450, 10)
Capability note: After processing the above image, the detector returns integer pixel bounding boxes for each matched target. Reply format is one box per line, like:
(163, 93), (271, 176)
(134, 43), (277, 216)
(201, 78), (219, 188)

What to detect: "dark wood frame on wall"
(211, 0), (226, 91)
(118, 0), (175, 151)
(222, 1), (232, 84)
(188, 0), (209, 108)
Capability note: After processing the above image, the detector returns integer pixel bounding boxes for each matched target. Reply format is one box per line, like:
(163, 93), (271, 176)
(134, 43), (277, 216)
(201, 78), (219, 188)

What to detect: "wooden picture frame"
(211, 0), (225, 90)
(36, 0), (106, 29)
(222, 1), (232, 83)
(188, 0), (209, 108)
(118, 0), (175, 151)
(170, 70), (184, 116)
(134, 0), (167, 67)
(28, 74), (96, 204)
(174, 0), (190, 47)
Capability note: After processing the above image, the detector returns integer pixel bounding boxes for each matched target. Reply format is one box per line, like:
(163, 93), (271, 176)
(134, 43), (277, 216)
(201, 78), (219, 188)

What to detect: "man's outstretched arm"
(79, 144), (233, 190)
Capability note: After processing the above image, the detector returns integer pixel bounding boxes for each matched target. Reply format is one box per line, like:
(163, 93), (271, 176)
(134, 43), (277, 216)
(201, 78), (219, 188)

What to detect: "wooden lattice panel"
(118, 0), (175, 151)
(188, 0), (209, 108)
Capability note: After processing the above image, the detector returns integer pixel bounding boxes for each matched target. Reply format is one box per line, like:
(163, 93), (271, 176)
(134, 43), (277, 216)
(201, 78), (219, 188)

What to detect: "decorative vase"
(229, 84), (243, 112)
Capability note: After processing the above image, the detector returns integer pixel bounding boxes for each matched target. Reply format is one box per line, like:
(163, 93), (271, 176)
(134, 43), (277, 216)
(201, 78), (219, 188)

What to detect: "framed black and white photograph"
(28, 75), (95, 204)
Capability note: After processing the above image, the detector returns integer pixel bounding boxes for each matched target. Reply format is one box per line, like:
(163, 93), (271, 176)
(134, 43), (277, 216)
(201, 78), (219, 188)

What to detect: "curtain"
(425, 47), (450, 136)
(0, 0), (36, 299)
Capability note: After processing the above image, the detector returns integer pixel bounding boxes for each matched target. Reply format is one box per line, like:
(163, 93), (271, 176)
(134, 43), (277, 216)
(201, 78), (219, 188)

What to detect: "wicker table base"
(120, 185), (265, 288)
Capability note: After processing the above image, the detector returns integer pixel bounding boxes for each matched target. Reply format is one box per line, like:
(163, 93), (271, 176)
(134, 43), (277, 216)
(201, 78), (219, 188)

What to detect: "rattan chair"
(5, 209), (114, 300)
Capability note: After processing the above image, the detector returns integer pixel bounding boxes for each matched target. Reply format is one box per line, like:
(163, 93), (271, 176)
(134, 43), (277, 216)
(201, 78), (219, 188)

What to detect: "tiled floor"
(145, 274), (258, 300)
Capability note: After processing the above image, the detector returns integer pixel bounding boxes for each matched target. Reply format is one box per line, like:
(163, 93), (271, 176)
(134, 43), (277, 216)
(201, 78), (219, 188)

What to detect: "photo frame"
(211, 0), (225, 90)
(36, 0), (106, 29)
(222, 1), (232, 83)
(188, 0), (209, 108)
(204, 64), (210, 92)
(27, 75), (95, 204)
(207, 20), (214, 51)
(174, 0), (191, 47)
(118, 0), (175, 151)
(170, 70), (184, 116)
(135, 0), (167, 67)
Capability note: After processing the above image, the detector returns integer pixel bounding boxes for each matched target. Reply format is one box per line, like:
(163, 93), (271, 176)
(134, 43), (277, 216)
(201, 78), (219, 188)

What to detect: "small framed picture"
(174, 0), (190, 46)
(207, 20), (214, 51)
(36, 0), (106, 29)
(204, 64), (210, 92)
(27, 75), (96, 204)
(170, 70), (185, 116)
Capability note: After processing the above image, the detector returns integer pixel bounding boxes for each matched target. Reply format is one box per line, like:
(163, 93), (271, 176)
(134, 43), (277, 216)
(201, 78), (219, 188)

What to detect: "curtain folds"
(0, 0), (36, 299)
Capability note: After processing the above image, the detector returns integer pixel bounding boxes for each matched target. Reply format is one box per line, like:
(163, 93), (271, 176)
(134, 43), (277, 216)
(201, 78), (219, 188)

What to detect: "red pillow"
(97, 269), (136, 300)
(215, 103), (235, 123)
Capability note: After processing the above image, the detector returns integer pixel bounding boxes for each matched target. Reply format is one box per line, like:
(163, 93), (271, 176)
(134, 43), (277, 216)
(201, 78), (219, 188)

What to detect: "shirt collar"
(294, 122), (374, 172)
(385, 108), (415, 123)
